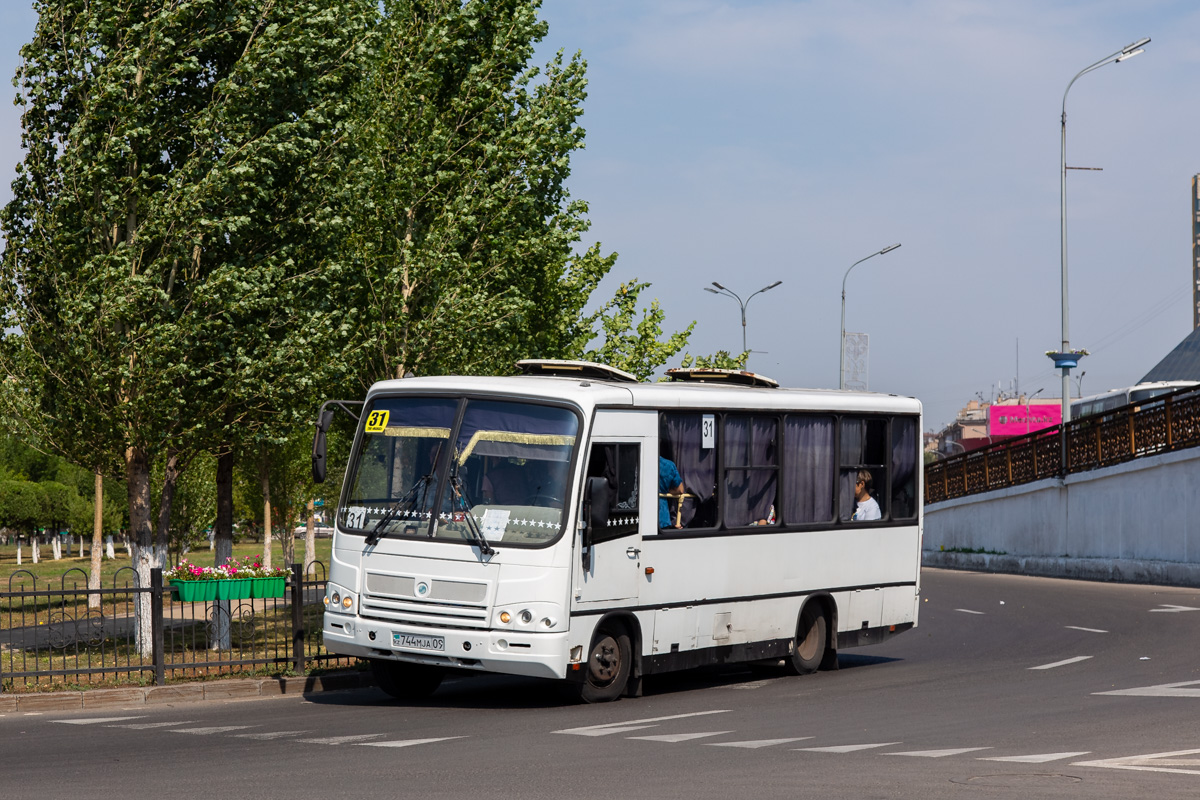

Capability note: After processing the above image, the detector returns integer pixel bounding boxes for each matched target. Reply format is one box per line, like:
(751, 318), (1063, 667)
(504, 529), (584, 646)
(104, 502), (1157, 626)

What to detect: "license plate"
(392, 632), (445, 651)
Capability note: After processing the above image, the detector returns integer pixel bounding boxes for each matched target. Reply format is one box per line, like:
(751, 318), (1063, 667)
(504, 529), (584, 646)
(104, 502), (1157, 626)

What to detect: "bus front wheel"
(370, 658), (445, 701)
(787, 604), (827, 676)
(578, 627), (631, 703)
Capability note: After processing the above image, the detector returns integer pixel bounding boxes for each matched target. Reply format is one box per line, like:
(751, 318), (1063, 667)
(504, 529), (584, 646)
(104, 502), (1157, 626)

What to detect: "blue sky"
(4, 1), (1199, 429)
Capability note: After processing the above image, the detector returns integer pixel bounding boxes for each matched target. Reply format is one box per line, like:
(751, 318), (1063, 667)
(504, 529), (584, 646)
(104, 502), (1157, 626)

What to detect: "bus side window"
(586, 443), (640, 543)
(660, 412), (719, 530)
(839, 417), (888, 522)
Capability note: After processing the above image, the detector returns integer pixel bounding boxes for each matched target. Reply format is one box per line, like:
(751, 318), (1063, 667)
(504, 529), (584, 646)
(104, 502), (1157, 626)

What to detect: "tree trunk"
(125, 445), (156, 657)
(155, 450), (181, 562)
(213, 447), (234, 650)
(90, 472), (103, 608)
(259, 447), (272, 569)
(304, 499), (316, 576)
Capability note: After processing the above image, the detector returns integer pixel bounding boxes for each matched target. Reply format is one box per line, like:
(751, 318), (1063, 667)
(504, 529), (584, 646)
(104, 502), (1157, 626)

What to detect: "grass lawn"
(0, 538), (334, 587)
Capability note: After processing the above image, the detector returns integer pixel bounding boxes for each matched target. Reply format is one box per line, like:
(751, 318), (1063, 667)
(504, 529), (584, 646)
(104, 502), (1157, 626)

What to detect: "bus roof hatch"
(664, 368), (779, 388)
(516, 359), (640, 383)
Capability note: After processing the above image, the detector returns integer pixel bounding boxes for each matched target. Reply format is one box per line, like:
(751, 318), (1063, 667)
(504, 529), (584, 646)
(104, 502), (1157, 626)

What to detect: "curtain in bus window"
(839, 417), (888, 521)
(724, 416), (778, 528)
(782, 415), (834, 523)
(890, 417), (918, 520)
(660, 413), (718, 529)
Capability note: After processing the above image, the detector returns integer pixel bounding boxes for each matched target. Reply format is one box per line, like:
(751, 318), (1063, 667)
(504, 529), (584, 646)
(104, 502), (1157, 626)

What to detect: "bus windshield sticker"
(364, 409), (390, 433)
(481, 509), (511, 541)
(702, 414), (715, 449)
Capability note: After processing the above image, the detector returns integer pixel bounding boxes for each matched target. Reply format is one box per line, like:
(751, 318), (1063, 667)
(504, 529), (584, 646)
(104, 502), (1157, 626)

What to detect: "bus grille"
(360, 572), (490, 630)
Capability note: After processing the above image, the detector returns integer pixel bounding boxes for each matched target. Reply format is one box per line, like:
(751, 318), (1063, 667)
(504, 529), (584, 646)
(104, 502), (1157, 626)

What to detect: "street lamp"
(840, 243), (901, 389)
(704, 280), (782, 366)
(1050, 37), (1150, 425)
(1025, 387), (1045, 436)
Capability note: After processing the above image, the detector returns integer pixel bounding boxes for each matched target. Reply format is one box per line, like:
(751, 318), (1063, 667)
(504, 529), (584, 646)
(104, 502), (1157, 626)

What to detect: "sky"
(3, 1), (1199, 431)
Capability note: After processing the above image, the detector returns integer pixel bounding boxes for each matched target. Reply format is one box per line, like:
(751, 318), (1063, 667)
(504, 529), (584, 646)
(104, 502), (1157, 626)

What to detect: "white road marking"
(1064, 626), (1108, 633)
(888, 747), (992, 758)
(235, 731), (312, 740)
(170, 725), (255, 735)
(110, 721), (197, 730)
(1029, 656), (1092, 670)
(1074, 748), (1200, 775)
(628, 731), (732, 743)
(54, 716), (144, 725)
(1149, 604), (1200, 613)
(981, 752), (1091, 763)
(554, 709), (731, 736)
(955, 609), (985, 615)
(709, 737), (813, 749)
(297, 733), (387, 745)
(360, 737), (465, 748)
(1094, 680), (1200, 698)
(796, 742), (901, 753)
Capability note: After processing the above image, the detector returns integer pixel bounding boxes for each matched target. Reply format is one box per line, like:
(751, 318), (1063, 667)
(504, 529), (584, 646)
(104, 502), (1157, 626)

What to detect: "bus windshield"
(339, 397), (579, 547)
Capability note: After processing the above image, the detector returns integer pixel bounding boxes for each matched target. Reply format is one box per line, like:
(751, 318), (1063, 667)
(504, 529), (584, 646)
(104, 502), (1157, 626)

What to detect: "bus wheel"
(578, 627), (631, 703)
(370, 658), (444, 701)
(786, 604), (827, 676)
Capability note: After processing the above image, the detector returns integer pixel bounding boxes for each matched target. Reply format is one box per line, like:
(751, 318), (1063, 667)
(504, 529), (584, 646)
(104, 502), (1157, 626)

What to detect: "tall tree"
(2, 0), (373, 653)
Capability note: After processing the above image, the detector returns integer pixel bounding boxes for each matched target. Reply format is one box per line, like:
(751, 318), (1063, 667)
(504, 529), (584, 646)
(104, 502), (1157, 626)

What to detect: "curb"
(923, 550), (1200, 588)
(0, 671), (375, 713)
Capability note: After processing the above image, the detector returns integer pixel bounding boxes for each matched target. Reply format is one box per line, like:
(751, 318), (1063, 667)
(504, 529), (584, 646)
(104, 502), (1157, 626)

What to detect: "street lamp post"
(840, 243), (901, 389)
(705, 280), (782, 366)
(1025, 387), (1045, 436)
(1051, 37), (1149, 425)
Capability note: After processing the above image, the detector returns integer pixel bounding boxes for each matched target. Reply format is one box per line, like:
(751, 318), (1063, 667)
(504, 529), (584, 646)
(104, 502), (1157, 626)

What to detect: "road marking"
(360, 737), (465, 748)
(955, 609), (985, 615)
(981, 752), (1091, 763)
(1149, 604), (1200, 613)
(1074, 748), (1200, 775)
(235, 730), (312, 740)
(628, 731), (732, 743)
(54, 716), (145, 725)
(796, 742), (901, 753)
(109, 721), (197, 729)
(1064, 626), (1108, 633)
(1029, 656), (1092, 670)
(1094, 680), (1200, 698)
(298, 733), (387, 745)
(170, 725), (255, 735)
(554, 709), (731, 736)
(709, 737), (813, 749)
(888, 747), (992, 758)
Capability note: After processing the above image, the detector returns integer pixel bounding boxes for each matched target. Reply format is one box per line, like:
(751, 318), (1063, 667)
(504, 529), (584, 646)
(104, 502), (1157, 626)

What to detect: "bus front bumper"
(323, 613), (571, 680)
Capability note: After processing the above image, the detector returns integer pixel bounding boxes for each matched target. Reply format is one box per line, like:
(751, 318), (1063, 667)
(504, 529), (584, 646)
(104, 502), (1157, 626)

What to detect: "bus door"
(575, 412), (654, 603)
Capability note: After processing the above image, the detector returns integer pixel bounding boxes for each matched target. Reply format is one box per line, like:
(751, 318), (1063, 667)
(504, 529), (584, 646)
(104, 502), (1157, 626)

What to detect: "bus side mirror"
(583, 476), (611, 569)
(312, 409), (335, 483)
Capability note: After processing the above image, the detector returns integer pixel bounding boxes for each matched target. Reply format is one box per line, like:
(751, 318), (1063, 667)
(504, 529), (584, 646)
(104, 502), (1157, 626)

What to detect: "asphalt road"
(5, 568), (1200, 799)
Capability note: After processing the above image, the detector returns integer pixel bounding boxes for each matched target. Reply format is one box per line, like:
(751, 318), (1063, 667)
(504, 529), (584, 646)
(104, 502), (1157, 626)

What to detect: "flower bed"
(166, 556), (289, 601)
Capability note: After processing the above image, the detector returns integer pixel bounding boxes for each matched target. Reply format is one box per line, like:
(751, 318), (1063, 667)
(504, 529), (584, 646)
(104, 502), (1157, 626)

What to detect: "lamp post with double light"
(705, 280), (782, 367)
(840, 243), (901, 390)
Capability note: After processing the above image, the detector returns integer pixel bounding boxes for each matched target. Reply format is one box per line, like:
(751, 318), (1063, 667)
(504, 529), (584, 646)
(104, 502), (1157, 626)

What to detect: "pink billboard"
(988, 403), (1062, 437)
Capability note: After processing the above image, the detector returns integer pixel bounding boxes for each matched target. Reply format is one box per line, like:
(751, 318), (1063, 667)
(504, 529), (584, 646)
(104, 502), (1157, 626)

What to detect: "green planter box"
(170, 579), (217, 602)
(251, 577), (287, 599)
(217, 578), (252, 600)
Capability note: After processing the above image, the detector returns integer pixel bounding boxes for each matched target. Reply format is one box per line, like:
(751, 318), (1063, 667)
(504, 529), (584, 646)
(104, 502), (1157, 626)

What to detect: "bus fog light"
(541, 617), (555, 628)
(518, 610), (533, 625)
(497, 639), (508, 650)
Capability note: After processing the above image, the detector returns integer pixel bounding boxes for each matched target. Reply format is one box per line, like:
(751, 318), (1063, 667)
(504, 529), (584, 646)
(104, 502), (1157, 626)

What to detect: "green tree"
(2, 0), (373, 652)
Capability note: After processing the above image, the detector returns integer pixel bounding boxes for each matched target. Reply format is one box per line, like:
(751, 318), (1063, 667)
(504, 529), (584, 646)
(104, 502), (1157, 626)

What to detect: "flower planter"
(170, 579), (214, 602)
(217, 578), (252, 600)
(251, 577), (287, 599)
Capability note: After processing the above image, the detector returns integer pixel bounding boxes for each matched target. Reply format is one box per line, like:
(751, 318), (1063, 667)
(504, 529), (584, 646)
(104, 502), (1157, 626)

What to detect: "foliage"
(673, 350), (750, 371)
(0, 480), (47, 532)
(579, 281), (694, 381)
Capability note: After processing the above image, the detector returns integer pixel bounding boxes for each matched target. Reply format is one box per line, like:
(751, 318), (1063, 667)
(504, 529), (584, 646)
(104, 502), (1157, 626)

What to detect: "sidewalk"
(0, 670), (376, 713)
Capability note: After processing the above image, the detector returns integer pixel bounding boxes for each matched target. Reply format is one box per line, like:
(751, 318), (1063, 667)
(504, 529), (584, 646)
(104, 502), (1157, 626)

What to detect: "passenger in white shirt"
(852, 469), (881, 521)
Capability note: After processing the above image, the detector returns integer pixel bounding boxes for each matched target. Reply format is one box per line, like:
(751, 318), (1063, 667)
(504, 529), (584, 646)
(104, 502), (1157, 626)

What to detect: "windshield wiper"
(364, 472), (435, 546)
(449, 461), (495, 558)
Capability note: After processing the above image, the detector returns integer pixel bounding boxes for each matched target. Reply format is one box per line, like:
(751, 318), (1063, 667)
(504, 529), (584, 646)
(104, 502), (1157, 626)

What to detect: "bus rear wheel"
(370, 658), (445, 701)
(786, 604), (827, 676)
(578, 627), (631, 703)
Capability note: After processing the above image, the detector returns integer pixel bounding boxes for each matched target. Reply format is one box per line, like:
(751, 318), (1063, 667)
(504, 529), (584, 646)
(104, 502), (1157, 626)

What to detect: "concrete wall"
(923, 445), (1200, 586)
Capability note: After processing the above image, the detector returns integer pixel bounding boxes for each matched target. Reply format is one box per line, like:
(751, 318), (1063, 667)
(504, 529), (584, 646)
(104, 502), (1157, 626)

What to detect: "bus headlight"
(341, 594), (354, 611)
(518, 610), (533, 625)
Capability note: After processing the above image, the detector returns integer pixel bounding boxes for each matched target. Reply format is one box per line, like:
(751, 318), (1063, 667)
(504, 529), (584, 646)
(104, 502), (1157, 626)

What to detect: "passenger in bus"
(482, 460), (527, 505)
(658, 455), (684, 529)
(852, 469), (881, 521)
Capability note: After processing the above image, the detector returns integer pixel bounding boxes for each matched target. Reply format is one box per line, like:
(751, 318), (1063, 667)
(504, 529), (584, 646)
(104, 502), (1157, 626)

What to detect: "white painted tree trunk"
(32, 535), (39, 563)
(105, 535), (115, 559)
(52, 535), (62, 560)
(304, 500), (316, 576)
(90, 473), (103, 609)
(16, 539), (21, 565)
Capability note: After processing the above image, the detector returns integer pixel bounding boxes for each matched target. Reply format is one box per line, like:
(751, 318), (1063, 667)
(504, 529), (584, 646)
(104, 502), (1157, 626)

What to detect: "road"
(4, 568), (1200, 799)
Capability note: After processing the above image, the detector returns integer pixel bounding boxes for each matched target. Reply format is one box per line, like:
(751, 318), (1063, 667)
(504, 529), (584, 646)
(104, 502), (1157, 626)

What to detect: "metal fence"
(0, 562), (356, 692)
(926, 385), (1200, 504)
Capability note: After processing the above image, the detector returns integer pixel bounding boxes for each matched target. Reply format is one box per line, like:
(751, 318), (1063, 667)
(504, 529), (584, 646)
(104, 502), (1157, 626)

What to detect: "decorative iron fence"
(0, 562), (355, 692)
(926, 385), (1200, 504)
